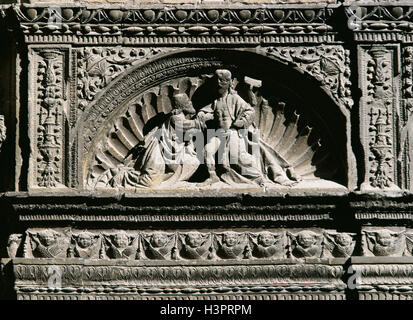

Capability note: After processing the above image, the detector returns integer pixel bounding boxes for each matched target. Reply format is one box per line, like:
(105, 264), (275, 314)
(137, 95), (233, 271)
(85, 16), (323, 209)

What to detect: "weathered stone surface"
(0, 1), (412, 300)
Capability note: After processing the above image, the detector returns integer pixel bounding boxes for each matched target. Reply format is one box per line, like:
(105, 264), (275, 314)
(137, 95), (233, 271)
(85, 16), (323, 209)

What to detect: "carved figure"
(27, 229), (70, 258)
(96, 93), (201, 189)
(249, 231), (285, 259)
(323, 232), (356, 258)
(364, 229), (405, 256)
(214, 232), (249, 259)
(103, 231), (139, 259)
(288, 231), (323, 258)
(141, 232), (177, 260)
(178, 232), (212, 260)
(198, 69), (301, 186)
(69, 232), (102, 259)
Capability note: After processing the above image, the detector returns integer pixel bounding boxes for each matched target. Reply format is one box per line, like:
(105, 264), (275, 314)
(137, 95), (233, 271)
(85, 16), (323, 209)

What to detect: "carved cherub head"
(38, 230), (58, 247)
(335, 234), (353, 247)
(185, 232), (204, 248)
(257, 231), (277, 248)
(173, 93), (195, 115)
(296, 231), (318, 249)
(150, 232), (169, 248)
(113, 232), (130, 249)
(375, 230), (397, 247)
(77, 232), (95, 249)
(223, 232), (239, 247)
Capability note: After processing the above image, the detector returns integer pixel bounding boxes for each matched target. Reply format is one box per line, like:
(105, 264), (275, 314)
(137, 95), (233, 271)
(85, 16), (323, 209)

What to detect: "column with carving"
(359, 45), (401, 191)
(401, 47), (413, 191)
(29, 48), (67, 189)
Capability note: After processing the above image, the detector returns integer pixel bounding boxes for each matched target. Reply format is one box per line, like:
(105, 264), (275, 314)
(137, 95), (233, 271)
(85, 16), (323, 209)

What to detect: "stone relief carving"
(264, 46), (353, 109)
(12, 7), (334, 39)
(178, 232), (213, 260)
(363, 228), (406, 257)
(68, 231), (102, 259)
(76, 47), (167, 112)
(102, 231), (139, 260)
(24, 229), (71, 258)
(249, 231), (285, 259)
(323, 232), (356, 258)
(34, 49), (65, 188)
(360, 46), (398, 191)
(88, 69), (340, 191)
(288, 230), (323, 258)
(214, 232), (249, 260)
(141, 232), (177, 260)
(13, 228), (413, 260)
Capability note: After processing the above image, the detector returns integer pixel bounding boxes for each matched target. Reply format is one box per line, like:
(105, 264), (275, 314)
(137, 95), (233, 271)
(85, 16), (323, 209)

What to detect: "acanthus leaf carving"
(76, 47), (170, 113)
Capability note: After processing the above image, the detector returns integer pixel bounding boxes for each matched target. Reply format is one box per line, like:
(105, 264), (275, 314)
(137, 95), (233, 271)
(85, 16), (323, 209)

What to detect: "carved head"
(150, 232), (169, 248)
(38, 230), (58, 247)
(173, 93), (195, 115)
(216, 69), (232, 94)
(296, 231), (317, 249)
(335, 234), (352, 247)
(257, 232), (277, 247)
(77, 232), (94, 249)
(113, 232), (130, 249)
(185, 232), (203, 248)
(375, 230), (395, 247)
(223, 232), (239, 247)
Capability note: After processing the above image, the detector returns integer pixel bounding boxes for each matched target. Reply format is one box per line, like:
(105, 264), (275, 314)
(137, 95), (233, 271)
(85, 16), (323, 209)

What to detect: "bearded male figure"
(198, 69), (300, 186)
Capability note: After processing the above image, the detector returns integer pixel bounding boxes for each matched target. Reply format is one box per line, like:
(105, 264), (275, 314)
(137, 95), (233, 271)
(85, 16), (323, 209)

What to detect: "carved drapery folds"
(85, 68), (346, 191)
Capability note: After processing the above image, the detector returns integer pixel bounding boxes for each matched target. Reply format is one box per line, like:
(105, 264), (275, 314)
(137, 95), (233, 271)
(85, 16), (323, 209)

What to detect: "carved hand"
(232, 119), (245, 129)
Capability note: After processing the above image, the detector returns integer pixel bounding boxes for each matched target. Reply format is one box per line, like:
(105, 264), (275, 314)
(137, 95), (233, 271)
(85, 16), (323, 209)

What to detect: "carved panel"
(362, 227), (406, 257)
(86, 71), (345, 192)
(359, 45), (400, 191)
(263, 46), (353, 109)
(29, 48), (68, 189)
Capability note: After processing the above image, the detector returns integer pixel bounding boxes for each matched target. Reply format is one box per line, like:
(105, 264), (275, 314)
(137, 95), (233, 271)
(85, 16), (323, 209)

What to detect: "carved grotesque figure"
(142, 232), (176, 260)
(70, 232), (101, 259)
(179, 232), (212, 260)
(103, 231), (138, 259)
(323, 232), (356, 258)
(250, 231), (285, 259)
(288, 231), (323, 258)
(365, 229), (405, 256)
(215, 232), (249, 259)
(27, 229), (70, 258)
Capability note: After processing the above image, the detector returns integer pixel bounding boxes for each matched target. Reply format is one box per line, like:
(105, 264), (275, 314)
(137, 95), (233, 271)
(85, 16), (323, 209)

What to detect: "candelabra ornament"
(37, 50), (63, 188)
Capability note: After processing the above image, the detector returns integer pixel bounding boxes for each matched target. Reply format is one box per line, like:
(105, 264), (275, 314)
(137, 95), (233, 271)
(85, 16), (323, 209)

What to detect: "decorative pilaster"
(29, 48), (68, 189)
(359, 45), (400, 191)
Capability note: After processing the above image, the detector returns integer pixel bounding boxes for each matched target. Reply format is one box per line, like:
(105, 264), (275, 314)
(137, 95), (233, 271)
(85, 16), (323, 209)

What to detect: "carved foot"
(200, 172), (221, 186)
